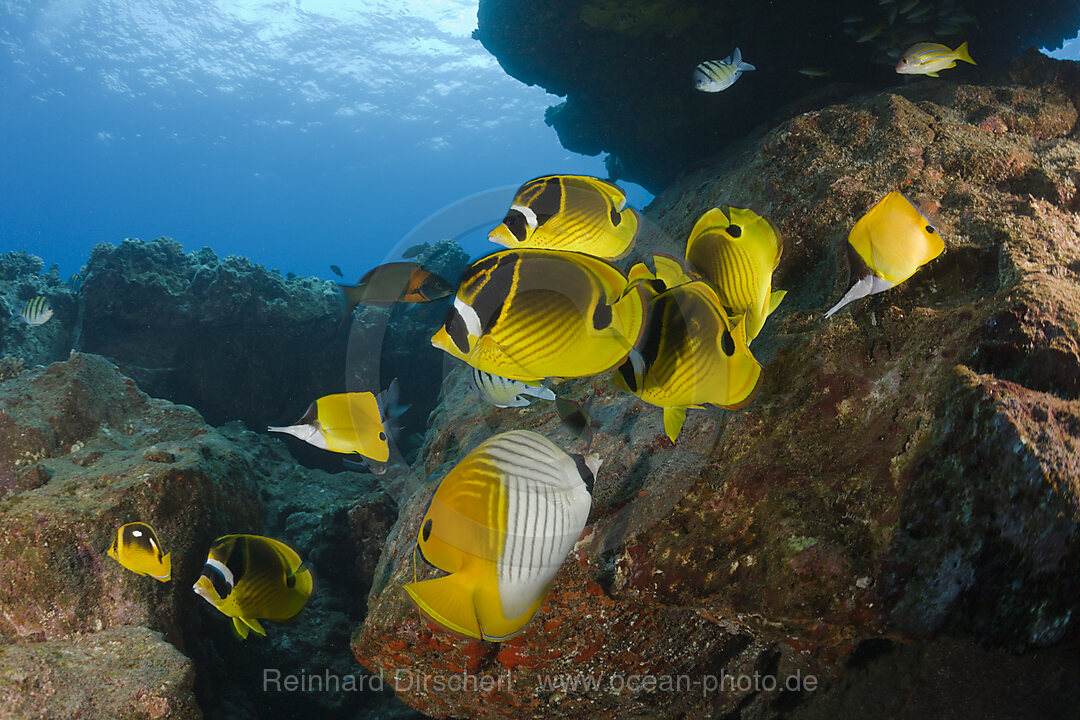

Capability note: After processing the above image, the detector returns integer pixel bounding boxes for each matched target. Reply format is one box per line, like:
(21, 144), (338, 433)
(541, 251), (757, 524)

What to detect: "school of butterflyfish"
(101, 174), (944, 645)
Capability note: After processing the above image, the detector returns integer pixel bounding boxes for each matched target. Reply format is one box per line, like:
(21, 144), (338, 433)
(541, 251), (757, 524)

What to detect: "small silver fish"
(470, 368), (554, 408)
(20, 296), (53, 326)
(693, 48), (755, 93)
(856, 24), (885, 42)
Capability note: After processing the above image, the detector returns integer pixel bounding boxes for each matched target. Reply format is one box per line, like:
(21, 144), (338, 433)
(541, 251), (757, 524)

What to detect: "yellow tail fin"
(955, 41), (976, 65)
(403, 573), (481, 640)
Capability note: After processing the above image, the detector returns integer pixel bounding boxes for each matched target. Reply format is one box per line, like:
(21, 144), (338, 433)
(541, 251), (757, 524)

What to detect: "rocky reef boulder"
(0, 352), (260, 718)
(0, 352), (412, 719)
(0, 251), (80, 370)
(351, 52), (1080, 719)
(76, 238), (346, 429)
(475, 0), (1080, 192)
(0, 627), (202, 720)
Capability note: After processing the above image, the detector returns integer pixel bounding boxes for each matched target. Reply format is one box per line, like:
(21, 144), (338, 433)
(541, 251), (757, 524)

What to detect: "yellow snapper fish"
(895, 41), (975, 76)
(684, 207), (786, 342)
(107, 522), (171, 582)
(268, 391), (389, 462)
(470, 367), (555, 408)
(614, 257), (763, 443)
(489, 175), (639, 260)
(431, 248), (644, 382)
(404, 430), (598, 641)
(193, 534), (313, 640)
(693, 48), (755, 93)
(825, 192), (945, 318)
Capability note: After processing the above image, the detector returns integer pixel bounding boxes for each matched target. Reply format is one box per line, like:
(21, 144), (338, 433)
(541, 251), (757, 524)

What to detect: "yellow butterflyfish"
(404, 430), (598, 641)
(825, 192), (944, 318)
(685, 206), (786, 342)
(107, 522), (171, 582)
(431, 248), (644, 382)
(192, 534), (313, 640)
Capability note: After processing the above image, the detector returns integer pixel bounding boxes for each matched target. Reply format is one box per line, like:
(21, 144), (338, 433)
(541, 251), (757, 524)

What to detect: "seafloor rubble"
(351, 51), (1080, 719)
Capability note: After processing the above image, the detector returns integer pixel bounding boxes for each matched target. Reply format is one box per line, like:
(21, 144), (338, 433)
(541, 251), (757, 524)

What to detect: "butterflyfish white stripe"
(511, 204), (539, 230)
(205, 558), (234, 587)
(453, 296), (482, 338)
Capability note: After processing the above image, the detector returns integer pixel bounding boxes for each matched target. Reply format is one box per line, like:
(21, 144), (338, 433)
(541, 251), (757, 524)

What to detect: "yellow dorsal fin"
(403, 573), (482, 640)
(652, 254), (690, 287)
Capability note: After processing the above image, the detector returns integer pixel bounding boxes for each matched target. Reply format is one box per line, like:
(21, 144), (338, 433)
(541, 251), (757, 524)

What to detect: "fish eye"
(421, 519), (432, 542)
(925, 225), (936, 234)
(726, 224), (742, 238)
(379, 431), (386, 441)
(720, 329), (736, 356)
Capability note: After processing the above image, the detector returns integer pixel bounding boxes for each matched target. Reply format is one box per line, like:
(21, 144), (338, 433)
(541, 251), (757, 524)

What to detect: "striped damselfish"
(404, 430), (598, 641)
(693, 48), (755, 92)
(431, 248), (645, 382)
(469, 367), (555, 408)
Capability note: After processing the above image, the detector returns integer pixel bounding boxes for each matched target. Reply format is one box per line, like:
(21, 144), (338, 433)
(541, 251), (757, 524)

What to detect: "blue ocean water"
(0, 0), (651, 281)
(0, 2), (1077, 281)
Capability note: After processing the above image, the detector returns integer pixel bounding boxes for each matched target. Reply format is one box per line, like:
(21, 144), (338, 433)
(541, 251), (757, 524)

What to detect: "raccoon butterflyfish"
(613, 265), (763, 443)
(267, 391), (389, 462)
(895, 41), (975, 77)
(404, 430), (598, 641)
(488, 175), (639, 260)
(626, 253), (694, 293)
(824, 192), (945, 318)
(470, 367), (555, 408)
(431, 248), (645, 382)
(338, 262), (452, 316)
(693, 48), (755, 92)
(685, 207), (786, 343)
(193, 534), (313, 640)
(107, 522), (171, 582)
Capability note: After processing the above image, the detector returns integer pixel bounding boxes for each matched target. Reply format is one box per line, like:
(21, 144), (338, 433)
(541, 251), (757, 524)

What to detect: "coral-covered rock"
(0, 353), (262, 644)
(0, 251), (80, 369)
(77, 238), (347, 428)
(0, 626), (202, 720)
(475, 1), (1080, 192)
(352, 53), (1080, 718)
